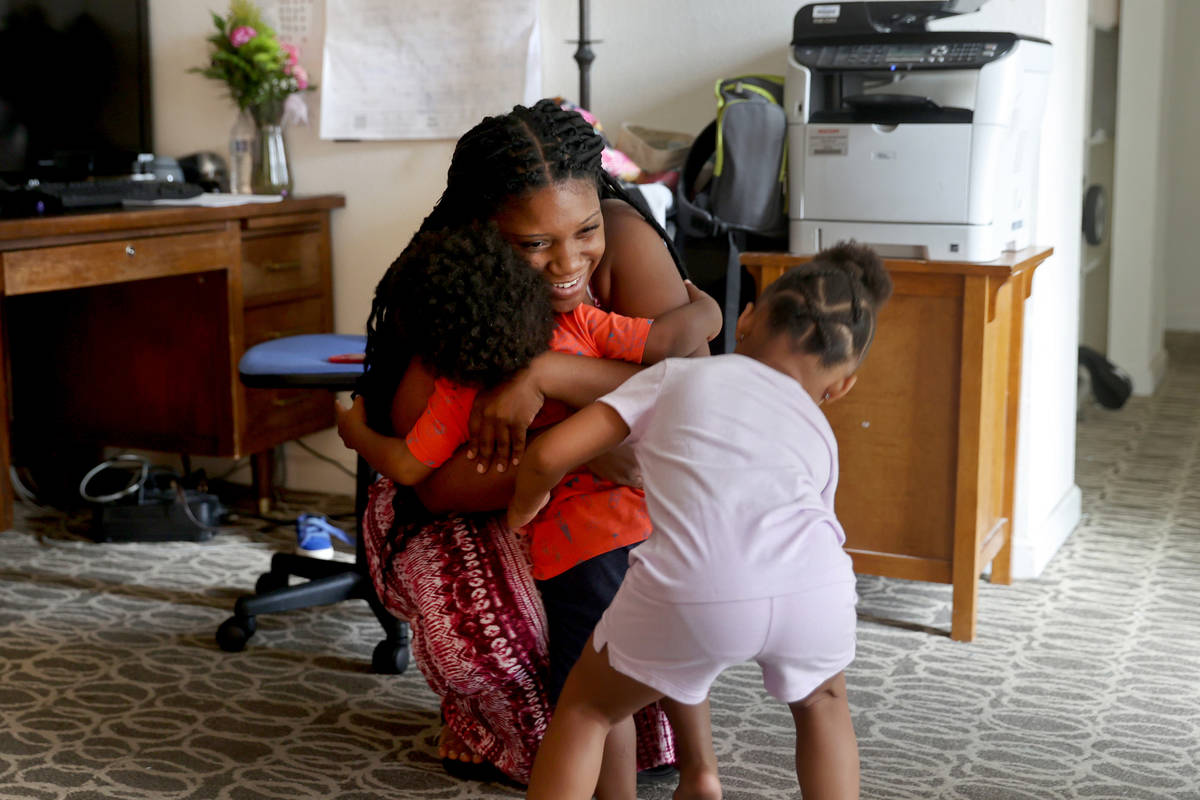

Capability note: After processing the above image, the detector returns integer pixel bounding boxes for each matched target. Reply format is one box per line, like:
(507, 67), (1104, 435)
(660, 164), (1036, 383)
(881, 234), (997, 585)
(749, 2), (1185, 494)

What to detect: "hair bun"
(824, 240), (893, 306)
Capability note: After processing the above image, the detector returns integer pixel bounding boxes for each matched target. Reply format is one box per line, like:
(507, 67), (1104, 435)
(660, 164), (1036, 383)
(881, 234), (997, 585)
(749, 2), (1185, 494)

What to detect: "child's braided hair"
(358, 98), (683, 433)
(759, 241), (893, 367)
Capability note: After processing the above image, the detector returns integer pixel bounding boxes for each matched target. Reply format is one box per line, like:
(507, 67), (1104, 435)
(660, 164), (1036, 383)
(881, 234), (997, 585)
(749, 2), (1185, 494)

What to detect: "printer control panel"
(794, 40), (1014, 70)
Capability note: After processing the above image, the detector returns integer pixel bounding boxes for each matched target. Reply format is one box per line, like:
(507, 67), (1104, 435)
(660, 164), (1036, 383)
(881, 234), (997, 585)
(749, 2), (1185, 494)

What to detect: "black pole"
(573, 0), (595, 109)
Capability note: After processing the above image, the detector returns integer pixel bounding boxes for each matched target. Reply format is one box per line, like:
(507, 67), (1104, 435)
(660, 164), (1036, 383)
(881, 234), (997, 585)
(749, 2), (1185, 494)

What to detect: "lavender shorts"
(593, 578), (858, 705)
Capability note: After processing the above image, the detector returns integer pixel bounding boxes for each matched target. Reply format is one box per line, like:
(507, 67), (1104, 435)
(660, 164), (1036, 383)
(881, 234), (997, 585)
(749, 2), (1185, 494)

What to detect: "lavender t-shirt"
(599, 354), (854, 603)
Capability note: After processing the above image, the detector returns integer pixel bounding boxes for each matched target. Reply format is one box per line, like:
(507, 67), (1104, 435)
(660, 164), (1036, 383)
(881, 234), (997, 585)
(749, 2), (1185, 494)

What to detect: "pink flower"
(291, 65), (308, 90)
(229, 25), (256, 47)
(280, 42), (300, 66)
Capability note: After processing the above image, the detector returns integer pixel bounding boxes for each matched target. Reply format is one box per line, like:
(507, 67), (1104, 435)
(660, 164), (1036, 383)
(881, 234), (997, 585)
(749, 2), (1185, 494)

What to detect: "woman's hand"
(584, 442), (643, 488)
(466, 366), (545, 475)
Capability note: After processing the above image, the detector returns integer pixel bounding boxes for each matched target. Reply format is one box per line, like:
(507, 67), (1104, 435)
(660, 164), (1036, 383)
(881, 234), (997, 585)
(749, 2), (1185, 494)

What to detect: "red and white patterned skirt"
(362, 477), (675, 784)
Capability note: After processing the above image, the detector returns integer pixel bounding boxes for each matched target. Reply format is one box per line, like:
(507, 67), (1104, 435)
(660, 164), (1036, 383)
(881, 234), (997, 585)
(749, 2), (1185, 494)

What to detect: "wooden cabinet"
(742, 247), (1053, 642)
(0, 195), (345, 526)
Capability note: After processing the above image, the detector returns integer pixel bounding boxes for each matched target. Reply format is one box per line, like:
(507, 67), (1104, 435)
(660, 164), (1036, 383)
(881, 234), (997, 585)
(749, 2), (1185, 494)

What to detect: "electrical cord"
(80, 454), (221, 535)
(79, 454), (150, 504)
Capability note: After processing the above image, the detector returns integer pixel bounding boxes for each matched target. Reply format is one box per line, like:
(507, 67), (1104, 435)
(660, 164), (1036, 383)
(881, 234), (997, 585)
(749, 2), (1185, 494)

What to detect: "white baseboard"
(1010, 483), (1082, 579)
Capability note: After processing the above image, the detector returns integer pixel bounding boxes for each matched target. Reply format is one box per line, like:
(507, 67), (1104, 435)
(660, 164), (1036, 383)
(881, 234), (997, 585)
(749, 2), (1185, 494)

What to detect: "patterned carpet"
(1, 335), (1197, 800)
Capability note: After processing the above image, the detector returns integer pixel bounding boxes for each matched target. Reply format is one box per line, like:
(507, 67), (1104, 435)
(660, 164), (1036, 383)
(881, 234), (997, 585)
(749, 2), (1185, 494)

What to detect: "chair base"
(216, 552), (410, 674)
(215, 452), (409, 675)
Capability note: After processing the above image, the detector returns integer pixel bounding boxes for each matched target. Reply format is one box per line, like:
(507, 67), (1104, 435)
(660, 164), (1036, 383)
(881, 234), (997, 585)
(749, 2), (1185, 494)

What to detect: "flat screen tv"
(0, 0), (152, 184)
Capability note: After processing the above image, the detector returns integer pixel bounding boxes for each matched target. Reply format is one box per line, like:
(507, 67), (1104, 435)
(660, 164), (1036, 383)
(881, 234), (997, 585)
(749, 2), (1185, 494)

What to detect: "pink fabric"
(363, 478), (675, 783)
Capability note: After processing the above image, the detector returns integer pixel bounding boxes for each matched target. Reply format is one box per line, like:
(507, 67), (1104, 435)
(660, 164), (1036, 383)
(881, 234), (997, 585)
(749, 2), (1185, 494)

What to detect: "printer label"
(809, 128), (849, 156)
(812, 5), (841, 22)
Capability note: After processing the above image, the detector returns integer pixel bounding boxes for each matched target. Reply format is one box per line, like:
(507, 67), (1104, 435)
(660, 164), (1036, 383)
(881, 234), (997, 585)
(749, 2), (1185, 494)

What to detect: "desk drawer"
(242, 231), (322, 301)
(3, 230), (234, 296)
(241, 383), (334, 455)
(244, 297), (327, 348)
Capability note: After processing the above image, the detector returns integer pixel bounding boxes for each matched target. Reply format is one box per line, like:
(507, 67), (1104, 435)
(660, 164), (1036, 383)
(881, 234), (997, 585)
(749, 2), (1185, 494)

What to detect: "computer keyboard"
(34, 179), (206, 209)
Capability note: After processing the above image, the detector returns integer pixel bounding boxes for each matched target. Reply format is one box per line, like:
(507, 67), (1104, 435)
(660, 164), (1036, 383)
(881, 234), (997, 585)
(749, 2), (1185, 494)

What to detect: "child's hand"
(684, 280), (723, 342)
(507, 490), (550, 530)
(335, 395), (369, 452)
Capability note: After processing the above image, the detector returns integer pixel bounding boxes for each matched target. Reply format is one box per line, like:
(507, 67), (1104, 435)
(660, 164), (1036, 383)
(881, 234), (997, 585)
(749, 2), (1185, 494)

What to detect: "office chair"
(215, 334), (409, 674)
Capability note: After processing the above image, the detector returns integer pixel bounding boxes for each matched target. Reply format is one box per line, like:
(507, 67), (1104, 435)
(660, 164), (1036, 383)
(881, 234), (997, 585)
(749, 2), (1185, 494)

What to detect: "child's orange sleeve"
(404, 378), (477, 468)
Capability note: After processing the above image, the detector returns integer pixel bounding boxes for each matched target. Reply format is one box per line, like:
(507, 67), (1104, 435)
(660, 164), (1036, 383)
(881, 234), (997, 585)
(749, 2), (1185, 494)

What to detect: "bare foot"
(674, 768), (722, 800)
(438, 726), (483, 764)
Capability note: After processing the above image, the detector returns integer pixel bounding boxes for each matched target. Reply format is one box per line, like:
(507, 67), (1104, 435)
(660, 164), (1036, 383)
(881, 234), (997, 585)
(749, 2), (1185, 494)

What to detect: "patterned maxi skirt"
(362, 477), (676, 784)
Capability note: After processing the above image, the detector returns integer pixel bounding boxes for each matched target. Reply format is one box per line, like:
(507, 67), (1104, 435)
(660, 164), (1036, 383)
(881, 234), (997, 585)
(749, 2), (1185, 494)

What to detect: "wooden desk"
(742, 247), (1053, 642)
(0, 195), (346, 528)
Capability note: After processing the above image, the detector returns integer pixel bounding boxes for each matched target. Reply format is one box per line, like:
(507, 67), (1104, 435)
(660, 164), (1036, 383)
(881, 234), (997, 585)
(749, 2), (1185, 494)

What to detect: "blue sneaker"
(295, 513), (354, 559)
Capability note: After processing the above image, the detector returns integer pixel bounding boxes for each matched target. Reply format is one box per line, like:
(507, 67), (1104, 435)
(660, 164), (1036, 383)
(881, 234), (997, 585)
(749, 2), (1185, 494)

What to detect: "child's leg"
(594, 715), (637, 800)
(788, 672), (859, 800)
(526, 635), (664, 800)
(660, 696), (722, 800)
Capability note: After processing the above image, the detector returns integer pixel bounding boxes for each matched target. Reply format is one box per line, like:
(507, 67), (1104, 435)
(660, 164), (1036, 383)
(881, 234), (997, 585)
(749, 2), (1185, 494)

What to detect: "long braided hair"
(358, 98), (684, 433)
(759, 241), (894, 367)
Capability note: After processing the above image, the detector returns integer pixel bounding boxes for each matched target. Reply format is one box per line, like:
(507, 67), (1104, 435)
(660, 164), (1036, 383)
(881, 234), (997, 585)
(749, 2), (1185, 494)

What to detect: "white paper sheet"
(319, 0), (540, 141)
(122, 193), (285, 208)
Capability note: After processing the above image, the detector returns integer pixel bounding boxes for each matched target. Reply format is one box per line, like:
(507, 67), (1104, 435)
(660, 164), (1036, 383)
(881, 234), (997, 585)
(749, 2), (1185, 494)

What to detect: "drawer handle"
(125, 245), (136, 257)
(272, 394), (311, 408)
(263, 260), (303, 272)
(265, 328), (309, 340)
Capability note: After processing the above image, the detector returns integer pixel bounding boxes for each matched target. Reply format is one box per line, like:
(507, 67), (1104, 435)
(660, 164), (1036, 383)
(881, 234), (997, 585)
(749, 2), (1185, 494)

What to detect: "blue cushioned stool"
(215, 334), (409, 674)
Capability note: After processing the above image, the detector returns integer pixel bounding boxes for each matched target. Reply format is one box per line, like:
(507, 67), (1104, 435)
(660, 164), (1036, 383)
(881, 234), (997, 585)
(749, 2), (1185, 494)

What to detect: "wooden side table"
(742, 247), (1053, 642)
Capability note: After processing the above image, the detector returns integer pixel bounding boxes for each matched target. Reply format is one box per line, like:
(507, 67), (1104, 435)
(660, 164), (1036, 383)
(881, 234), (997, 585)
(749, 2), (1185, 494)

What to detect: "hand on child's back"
(466, 367), (546, 473)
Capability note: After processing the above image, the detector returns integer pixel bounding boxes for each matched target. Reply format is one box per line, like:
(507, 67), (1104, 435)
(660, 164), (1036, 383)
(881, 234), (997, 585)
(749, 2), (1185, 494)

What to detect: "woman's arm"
(593, 199), (712, 350)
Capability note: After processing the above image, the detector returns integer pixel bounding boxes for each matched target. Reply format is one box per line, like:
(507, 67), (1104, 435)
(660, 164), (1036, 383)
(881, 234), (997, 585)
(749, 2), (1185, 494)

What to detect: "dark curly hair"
(391, 223), (554, 389)
(358, 98), (685, 433)
(759, 241), (894, 367)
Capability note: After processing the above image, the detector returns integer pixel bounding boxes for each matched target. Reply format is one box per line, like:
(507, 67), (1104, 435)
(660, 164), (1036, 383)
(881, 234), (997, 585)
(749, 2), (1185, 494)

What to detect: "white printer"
(785, 1), (1052, 260)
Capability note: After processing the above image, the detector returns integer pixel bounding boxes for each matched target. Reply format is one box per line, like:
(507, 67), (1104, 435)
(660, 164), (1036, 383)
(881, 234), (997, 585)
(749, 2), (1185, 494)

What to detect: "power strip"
(91, 490), (225, 543)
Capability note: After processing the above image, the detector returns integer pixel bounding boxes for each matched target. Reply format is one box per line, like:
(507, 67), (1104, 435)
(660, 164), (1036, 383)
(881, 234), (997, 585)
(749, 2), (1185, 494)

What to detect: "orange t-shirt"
(405, 303), (655, 579)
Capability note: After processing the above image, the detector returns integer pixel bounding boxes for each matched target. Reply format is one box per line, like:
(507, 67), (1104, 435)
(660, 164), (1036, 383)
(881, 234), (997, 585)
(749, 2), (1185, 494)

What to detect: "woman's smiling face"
(493, 178), (605, 314)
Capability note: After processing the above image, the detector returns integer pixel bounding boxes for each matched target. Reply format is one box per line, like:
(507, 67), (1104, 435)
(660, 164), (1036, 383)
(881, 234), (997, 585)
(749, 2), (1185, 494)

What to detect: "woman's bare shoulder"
(595, 198), (688, 319)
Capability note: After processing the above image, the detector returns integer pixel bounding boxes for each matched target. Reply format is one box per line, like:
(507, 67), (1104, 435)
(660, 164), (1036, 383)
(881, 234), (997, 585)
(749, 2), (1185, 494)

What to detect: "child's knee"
(788, 672), (847, 716)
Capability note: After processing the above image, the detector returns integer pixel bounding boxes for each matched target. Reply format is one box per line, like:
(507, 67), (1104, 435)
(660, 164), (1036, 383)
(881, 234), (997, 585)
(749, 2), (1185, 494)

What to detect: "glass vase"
(250, 100), (293, 197)
(228, 109), (255, 194)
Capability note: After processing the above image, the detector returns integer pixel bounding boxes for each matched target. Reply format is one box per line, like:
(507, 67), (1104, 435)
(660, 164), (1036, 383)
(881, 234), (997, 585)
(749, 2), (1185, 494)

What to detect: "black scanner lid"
(793, 1), (989, 39)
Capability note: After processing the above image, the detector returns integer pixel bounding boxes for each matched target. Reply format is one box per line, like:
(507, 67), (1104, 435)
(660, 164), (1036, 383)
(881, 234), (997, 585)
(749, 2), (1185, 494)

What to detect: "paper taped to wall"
(319, 0), (540, 141)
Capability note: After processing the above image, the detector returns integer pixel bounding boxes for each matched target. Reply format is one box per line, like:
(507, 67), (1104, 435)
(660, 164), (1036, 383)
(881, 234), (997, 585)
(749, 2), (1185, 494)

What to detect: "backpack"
(675, 75), (788, 353)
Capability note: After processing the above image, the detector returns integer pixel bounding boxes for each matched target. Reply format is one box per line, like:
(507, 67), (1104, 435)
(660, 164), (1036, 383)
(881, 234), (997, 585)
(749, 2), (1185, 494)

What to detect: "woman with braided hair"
(353, 99), (714, 795)
(508, 241), (893, 800)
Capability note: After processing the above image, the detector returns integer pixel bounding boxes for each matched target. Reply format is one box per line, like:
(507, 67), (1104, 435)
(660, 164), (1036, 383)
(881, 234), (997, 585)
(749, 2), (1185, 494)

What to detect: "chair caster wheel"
(372, 639), (409, 675)
(216, 615), (257, 652)
(255, 571), (288, 595)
